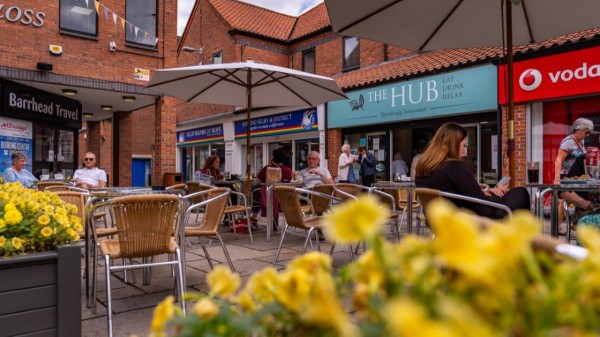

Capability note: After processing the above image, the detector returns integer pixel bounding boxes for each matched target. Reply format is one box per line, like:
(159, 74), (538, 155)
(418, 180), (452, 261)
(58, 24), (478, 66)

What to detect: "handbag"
(266, 163), (282, 184)
(230, 218), (249, 233)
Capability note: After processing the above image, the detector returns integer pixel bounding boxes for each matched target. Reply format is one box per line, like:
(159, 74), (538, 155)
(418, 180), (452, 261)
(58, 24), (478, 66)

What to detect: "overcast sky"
(177, 0), (323, 36)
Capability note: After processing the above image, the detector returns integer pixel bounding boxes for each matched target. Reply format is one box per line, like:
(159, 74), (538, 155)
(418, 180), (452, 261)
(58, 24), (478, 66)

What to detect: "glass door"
(295, 139), (319, 171)
(33, 125), (76, 179)
(368, 133), (387, 182)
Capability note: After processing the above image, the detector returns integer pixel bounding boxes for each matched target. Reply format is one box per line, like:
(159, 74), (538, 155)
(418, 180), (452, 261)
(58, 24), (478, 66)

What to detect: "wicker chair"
(49, 186), (111, 228)
(333, 183), (370, 202)
(166, 183), (187, 190)
(185, 181), (213, 221)
(300, 184), (335, 216)
(273, 186), (343, 266)
(36, 181), (69, 191)
(98, 194), (185, 337)
(182, 187), (234, 270)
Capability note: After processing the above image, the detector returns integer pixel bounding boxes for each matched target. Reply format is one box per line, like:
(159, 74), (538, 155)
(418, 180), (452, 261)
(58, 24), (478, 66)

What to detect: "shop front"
(499, 45), (600, 184)
(177, 124), (225, 182)
(328, 64), (499, 184)
(0, 80), (81, 179)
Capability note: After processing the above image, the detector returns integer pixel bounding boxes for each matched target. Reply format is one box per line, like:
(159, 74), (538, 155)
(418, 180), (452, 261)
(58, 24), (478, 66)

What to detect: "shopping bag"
(230, 218), (249, 233)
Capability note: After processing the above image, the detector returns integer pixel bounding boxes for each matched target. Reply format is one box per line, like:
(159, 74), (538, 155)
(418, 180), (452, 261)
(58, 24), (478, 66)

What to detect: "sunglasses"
(84, 158), (95, 161)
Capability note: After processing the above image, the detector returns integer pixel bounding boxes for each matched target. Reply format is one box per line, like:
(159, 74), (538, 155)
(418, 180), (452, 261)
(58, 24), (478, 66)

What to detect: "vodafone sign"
(499, 45), (600, 104)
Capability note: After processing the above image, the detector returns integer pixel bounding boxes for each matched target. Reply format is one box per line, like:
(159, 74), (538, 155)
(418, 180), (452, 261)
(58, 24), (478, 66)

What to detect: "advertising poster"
(0, 117), (33, 174)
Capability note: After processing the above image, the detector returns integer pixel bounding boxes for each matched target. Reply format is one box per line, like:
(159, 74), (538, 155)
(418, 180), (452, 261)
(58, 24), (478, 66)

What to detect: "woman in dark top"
(255, 149), (293, 229)
(415, 122), (530, 219)
(200, 155), (224, 181)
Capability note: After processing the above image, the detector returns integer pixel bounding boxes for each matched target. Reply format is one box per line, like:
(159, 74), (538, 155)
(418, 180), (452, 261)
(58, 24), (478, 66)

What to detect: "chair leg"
(215, 234), (235, 271)
(303, 228), (315, 253)
(175, 249), (186, 314)
(329, 241), (337, 255)
(92, 244), (99, 314)
(104, 255), (114, 337)
(272, 224), (289, 266)
(314, 228), (321, 252)
(198, 238), (215, 270)
(245, 208), (254, 245)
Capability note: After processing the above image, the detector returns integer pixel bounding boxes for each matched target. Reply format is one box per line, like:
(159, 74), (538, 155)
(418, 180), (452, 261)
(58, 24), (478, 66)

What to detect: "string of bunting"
(92, 0), (160, 46)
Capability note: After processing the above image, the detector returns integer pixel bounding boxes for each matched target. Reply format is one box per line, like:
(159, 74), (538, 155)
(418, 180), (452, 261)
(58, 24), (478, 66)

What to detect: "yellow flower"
(4, 202), (17, 212)
(277, 268), (312, 312)
(150, 296), (175, 336)
(242, 267), (279, 305)
(67, 228), (79, 241)
(12, 237), (22, 250)
(192, 297), (219, 319)
(288, 252), (331, 274)
(0, 219), (5, 228)
(41, 227), (53, 237)
(207, 266), (240, 298)
(74, 223), (84, 232)
(4, 209), (23, 225)
(386, 298), (459, 337)
(323, 195), (390, 244)
(38, 214), (51, 225)
(0, 236), (5, 246)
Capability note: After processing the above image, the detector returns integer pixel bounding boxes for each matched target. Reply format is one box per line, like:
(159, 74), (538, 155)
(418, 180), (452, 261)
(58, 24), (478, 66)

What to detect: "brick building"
(177, 0), (600, 187)
(0, 0), (179, 186)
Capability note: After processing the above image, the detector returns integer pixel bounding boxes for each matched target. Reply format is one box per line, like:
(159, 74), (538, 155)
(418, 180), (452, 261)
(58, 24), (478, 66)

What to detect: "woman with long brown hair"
(415, 122), (530, 219)
(200, 155), (224, 181)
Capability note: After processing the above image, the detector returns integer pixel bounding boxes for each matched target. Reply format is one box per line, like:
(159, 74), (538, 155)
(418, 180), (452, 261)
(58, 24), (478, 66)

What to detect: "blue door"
(132, 159), (151, 187)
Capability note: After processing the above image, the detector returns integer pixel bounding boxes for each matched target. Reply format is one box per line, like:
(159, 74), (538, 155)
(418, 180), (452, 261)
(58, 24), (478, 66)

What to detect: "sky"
(177, 0), (323, 36)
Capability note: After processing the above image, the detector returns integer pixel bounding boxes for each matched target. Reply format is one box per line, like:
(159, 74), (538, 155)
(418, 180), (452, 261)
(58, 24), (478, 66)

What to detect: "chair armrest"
(229, 190), (249, 206)
(369, 188), (396, 212)
(439, 191), (513, 218)
(296, 188), (342, 203)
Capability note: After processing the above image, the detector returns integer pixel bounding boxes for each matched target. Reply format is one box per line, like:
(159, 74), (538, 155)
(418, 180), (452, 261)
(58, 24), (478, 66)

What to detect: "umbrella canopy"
(326, 0), (600, 52)
(147, 61), (346, 190)
(324, 0), (600, 185)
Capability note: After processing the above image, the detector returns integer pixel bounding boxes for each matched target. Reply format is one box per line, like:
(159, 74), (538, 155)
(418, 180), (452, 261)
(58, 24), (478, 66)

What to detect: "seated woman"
(254, 149), (292, 229)
(200, 155), (224, 181)
(3, 152), (38, 188)
(415, 122), (530, 219)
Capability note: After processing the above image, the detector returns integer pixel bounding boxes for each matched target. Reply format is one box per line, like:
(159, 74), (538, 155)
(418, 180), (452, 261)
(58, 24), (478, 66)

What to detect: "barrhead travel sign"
(327, 65), (497, 128)
(499, 45), (600, 104)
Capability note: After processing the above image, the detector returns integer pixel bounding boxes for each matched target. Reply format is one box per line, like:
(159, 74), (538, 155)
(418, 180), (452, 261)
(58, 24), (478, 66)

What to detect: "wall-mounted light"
(101, 105), (113, 111)
(122, 96), (136, 102)
(62, 88), (77, 96)
(36, 62), (53, 71)
(83, 112), (94, 118)
(182, 46), (203, 54)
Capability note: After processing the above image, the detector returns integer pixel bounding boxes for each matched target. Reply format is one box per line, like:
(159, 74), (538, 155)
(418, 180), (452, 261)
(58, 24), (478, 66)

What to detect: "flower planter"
(0, 243), (82, 337)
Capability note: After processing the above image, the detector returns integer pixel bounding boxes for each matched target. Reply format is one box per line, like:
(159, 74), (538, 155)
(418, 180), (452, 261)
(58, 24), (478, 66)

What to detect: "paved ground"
(80, 212), (568, 337)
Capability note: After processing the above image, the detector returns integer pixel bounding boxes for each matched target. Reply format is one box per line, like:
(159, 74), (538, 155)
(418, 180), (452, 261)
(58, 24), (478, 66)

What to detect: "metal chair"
(300, 184), (335, 216)
(166, 183), (187, 190)
(49, 185), (111, 228)
(181, 187), (235, 270)
(98, 194), (185, 337)
(36, 181), (69, 191)
(272, 186), (343, 266)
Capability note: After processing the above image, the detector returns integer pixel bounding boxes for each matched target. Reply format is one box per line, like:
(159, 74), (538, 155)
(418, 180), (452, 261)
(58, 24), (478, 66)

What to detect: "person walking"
(358, 145), (376, 187)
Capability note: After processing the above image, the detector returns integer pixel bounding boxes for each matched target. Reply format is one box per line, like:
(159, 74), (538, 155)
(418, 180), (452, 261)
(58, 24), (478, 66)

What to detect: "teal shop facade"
(327, 64), (501, 185)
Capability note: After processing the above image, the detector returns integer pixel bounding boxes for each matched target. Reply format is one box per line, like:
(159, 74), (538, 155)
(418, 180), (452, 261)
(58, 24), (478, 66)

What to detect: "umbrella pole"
(506, 0), (516, 188)
(245, 71), (252, 197)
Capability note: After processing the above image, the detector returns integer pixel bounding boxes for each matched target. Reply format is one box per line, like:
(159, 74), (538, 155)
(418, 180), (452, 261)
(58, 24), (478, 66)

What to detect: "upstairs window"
(126, 0), (158, 48)
(60, 0), (98, 37)
(302, 48), (316, 74)
(343, 37), (360, 71)
(212, 51), (223, 64)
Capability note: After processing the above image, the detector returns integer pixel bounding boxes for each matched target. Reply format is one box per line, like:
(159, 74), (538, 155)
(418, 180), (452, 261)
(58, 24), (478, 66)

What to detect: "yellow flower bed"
(150, 196), (600, 337)
(0, 182), (81, 256)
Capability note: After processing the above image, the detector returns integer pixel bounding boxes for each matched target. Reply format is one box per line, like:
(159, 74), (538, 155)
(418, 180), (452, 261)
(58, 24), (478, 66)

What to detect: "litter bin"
(163, 172), (183, 187)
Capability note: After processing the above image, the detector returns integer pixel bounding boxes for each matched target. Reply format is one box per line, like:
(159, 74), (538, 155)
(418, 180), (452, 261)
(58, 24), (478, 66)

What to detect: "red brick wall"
(361, 39), (385, 68)
(501, 104), (527, 186)
(327, 128), (342, 177)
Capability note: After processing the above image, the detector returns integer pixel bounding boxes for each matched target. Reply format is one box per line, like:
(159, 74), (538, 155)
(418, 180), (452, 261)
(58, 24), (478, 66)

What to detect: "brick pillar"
(86, 122), (102, 161)
(327, 128), (342, 177)
(114, 111), (133, 186)
(154, 97), (177, 185)
(501, 104), (527, 186)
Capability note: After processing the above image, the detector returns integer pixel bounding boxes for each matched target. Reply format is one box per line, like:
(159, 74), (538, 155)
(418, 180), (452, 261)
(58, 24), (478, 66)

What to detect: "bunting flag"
(93, 1), (161, 45)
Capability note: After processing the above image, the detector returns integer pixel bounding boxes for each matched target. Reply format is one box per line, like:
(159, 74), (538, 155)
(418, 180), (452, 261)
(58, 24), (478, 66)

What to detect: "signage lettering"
(0, 4), (45, 27)
(547, 62), (600, 84)
(8, 93), (79, 121)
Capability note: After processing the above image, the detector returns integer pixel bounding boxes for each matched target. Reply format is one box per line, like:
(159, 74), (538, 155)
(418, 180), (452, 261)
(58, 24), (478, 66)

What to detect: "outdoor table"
(262, 181), (303, 242)
(84, 187), (186, 307)
(370, 180), (416, 234)
(526, 182), (600, 237)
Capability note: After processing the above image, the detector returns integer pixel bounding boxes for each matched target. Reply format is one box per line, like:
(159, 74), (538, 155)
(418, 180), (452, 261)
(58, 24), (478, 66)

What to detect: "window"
(60, 0), (98, 36)
(343, 37), (360, 71)
(126, 0), (157, 48)
(212, 51), (223, 64)
(302, 49), (316, 74)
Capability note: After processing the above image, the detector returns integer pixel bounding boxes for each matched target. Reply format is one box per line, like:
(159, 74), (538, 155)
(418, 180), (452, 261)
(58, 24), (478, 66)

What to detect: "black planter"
(0, 243), (82, 337)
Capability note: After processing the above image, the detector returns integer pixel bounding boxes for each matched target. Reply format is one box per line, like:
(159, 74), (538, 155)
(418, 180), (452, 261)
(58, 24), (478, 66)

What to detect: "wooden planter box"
(0, 243), (82, 337)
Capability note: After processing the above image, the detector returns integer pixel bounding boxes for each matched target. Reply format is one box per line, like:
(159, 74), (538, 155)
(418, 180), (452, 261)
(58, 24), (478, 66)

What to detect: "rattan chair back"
(166, 183), (187, 190)
(310, 184), (334, 214)
(37, 181), (69, 191)
(46, 185), (89, 193)
(54, 191), (87, 228)
(111, 194), (180, 258)
(274, 186), (311, 230)
(186, 181), (213, 204)
(196, 187), (230, 233)
(333, 183), (363, 202)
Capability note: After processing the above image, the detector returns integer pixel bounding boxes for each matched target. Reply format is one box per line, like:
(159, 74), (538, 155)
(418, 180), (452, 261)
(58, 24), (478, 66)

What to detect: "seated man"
(297, 151), (334, 187)
(73, 152), (107, 189)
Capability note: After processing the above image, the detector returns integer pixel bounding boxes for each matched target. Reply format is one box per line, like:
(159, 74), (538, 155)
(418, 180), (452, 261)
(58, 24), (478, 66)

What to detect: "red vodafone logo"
(518, 69), (542, 91)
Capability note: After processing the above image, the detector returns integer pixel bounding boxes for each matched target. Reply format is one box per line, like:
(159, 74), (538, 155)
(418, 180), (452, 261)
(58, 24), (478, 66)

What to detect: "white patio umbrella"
(147, 61), (346, 191)
(324, 0), (600, 184)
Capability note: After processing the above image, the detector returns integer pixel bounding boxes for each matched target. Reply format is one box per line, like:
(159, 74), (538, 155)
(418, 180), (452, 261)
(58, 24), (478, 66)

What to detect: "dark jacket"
(359, 151), (376, 177)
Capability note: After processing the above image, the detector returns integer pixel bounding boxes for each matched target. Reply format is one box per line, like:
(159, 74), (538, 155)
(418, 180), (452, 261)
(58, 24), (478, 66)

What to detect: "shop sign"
(233, 108), (318, 139)
(177, 124), (223, 147)
(499, 45), (600, 104)
(0, 116), (33, 173)
(2, 80), (82, 129)
(0, 3), (45, 27)
(327, 65), (497, 128)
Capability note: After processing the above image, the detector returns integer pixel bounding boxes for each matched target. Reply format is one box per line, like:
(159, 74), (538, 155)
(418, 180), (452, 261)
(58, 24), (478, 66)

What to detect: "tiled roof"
(208, 0), (297, 41)
(207, 0), (330, 42)
(335, 27), (600, 90)
(289, 3), (331, 41)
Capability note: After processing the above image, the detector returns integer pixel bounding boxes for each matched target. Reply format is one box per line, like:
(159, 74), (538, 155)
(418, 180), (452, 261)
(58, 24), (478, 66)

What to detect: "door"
(132, 159), (151, 187)
(295, 139), (319, 171)
(367, 132), (387, 182)
(33, 125), (76, 179)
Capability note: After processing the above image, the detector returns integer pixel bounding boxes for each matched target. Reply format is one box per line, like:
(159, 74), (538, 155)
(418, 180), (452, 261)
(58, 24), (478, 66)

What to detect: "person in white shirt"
(296, 151), (333, 187)
(73, 152), (107, 189)
(337, 144), (356, 183)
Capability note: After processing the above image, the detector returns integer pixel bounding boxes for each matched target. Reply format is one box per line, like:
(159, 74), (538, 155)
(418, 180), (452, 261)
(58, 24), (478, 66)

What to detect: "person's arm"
(339, 154), (350, 169)
(363, 152), (375, 167)
(98, 170), (107, 187)
(554, 149), (569, 183)
(3, 169), (16, 183)
(320, 168), (334, 185)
